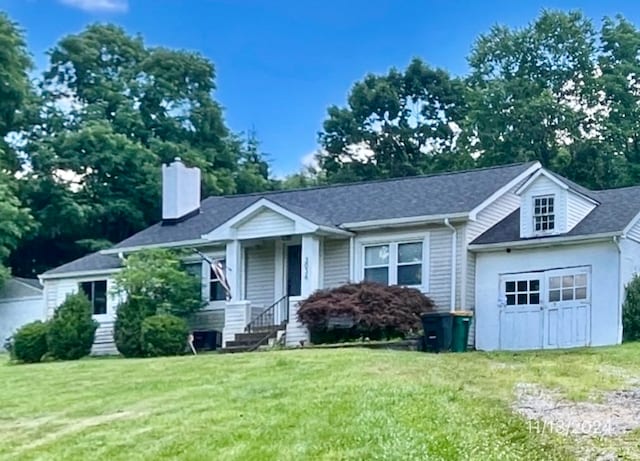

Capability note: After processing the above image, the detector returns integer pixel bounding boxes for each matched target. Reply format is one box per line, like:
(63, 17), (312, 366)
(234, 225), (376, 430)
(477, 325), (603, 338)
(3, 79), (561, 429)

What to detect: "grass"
(1, 344), (640, 460)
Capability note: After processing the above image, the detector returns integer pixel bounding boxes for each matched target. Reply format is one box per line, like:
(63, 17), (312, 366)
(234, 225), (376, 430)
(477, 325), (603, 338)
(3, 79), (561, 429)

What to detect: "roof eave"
(39, 267), (122, 281)
(468, 231), (621, 252)
(101, 238), (212, 255)
(341, 212), (469, 231)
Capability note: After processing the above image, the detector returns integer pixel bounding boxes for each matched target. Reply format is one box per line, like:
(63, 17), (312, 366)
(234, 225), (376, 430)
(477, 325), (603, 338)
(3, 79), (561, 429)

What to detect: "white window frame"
(184, 252), (227, 309)
(78, 279), (110, 318)
(209, 259), (227, 302)
(356, 232), (430, 292)
(533, 194), (556, 234)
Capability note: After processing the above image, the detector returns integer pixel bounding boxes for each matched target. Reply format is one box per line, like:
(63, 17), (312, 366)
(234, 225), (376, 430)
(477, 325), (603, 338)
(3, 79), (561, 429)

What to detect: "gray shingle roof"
(472, 185), (640, 245)
(43, 162), (537, 277)
(13, 277), (43, 290)
(111, 161), (537, 249)
(43, 252), (122, 276)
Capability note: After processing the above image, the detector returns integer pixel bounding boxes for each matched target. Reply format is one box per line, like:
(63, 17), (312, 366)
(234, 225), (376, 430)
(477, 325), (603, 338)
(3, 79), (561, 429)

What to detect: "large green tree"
(318, 58), (471, 183)
(12, 24), (274, 276)
(465, 10), (626, 189)
(598, 16), (640, 186)
(0, 13), (35, 284)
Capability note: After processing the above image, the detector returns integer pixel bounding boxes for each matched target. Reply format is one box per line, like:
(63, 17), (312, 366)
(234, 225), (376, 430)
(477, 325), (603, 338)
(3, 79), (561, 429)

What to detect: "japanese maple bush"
(297, 282), (435, 343)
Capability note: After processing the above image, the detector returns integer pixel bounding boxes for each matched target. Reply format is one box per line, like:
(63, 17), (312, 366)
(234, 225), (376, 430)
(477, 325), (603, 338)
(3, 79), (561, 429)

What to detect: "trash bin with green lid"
(451, 311), (473, 352)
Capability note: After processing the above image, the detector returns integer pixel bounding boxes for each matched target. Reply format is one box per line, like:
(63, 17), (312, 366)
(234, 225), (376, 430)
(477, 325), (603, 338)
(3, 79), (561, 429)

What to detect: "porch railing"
(245, 295), (289, 333)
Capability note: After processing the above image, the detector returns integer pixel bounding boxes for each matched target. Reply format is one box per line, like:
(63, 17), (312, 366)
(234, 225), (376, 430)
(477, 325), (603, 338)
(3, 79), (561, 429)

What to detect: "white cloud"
(59, 0), (128, 13)
(301, 150), (321, 171)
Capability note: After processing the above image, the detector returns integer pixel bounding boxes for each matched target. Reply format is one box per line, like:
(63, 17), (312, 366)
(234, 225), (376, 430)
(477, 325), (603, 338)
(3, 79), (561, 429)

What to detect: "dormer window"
(533, 195), (555, 232)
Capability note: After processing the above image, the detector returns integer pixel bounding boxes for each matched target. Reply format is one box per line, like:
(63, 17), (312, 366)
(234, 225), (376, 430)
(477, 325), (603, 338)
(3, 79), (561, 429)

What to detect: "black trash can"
(420, 312), (453, 353)
(192, 330), (221, 351)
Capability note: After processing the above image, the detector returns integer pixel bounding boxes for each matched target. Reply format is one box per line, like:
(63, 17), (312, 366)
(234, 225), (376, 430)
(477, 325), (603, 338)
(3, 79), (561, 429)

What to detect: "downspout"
(444, 218), (457, 312)
(613, 236), (624, 343)
(349, 235), (355, 282)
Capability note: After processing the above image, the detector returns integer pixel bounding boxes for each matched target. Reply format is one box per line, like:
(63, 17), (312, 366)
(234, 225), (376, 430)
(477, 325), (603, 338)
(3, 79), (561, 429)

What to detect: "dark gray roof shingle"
(112, 161), (537, 249)
(472, 185), (640, 245)
(44, 252), (122, 276)
(43, 162), (537, 276)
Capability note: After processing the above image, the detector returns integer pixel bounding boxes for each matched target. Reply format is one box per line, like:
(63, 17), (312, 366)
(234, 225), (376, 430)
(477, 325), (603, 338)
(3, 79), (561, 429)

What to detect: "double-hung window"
(80, 280), (107, 315)
(363, 240), (425, 288)
(533, 195), (555, 232)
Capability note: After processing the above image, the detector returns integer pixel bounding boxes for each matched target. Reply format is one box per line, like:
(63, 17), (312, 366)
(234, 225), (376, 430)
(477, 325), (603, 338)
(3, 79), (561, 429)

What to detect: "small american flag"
(193, 249), (232, 300)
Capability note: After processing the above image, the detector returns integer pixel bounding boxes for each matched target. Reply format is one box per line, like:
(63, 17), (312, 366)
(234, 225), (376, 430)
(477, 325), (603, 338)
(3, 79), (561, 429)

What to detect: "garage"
(474, 240), (621, 351)
(498, 266), (590, 350)
(0, 278), (44, 344)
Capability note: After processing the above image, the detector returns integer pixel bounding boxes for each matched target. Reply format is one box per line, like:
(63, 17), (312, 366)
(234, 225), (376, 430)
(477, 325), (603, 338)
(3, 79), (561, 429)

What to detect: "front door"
(286, 244), (302, 297)
(499, 273), (544, 350)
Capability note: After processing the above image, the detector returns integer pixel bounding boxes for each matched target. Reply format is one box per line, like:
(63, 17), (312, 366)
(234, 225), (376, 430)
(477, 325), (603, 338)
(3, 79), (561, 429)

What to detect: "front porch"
(220, 234), (321, 349)
(197, 199), (351, 349)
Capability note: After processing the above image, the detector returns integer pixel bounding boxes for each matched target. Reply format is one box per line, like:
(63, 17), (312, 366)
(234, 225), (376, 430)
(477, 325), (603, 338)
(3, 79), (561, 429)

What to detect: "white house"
(39, 159), (640, 352)
(0, 278), (44, 345)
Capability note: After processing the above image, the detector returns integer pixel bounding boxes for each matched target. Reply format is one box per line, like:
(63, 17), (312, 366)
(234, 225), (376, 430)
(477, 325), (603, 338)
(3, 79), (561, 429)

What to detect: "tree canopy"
(6, 11), (640, 278)
(9, 24), (276, 276)
(316, 10), (640, 190)
(0, 13), (34, 285)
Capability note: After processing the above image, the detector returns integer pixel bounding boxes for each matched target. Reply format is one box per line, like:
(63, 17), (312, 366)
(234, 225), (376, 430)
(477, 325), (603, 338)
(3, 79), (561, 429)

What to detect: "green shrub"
(114, 249), (204, 317)
(47, 292), (99, 360)
(12, 321), (49, 363)
(298, 282), (436, 343)
(3, 334), (13, 357)
(141, 314), (188, 357)
(114, 297), (156, 358)
(623, 275), (640, 342)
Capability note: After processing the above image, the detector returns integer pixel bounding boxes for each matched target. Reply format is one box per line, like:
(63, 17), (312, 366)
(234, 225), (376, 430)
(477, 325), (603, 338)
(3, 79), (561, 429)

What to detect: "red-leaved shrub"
(297, 282), (436, 342)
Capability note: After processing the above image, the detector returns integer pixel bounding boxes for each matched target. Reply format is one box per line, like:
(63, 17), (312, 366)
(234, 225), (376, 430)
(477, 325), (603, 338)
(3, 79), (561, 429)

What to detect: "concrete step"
(220, 345), (254, 353)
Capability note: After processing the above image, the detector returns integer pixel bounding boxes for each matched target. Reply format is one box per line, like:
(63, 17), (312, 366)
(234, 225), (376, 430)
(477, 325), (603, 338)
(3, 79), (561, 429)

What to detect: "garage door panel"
(499, 267), (591, 351)
(546, 309), (558, 347)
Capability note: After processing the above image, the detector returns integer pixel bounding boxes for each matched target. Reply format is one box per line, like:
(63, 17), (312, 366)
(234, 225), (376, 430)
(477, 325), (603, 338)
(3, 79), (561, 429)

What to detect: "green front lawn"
(2, 345), (640, 460)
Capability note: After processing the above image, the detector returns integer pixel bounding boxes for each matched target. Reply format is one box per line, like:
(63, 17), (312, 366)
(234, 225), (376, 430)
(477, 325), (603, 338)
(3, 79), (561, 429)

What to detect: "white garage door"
(499, 267), (590, 350)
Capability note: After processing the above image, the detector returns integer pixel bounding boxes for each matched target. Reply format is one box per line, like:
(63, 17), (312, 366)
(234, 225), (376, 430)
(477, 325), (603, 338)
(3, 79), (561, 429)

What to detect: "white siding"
(429, 228), (453, 312)
(567, 192), (596, 232)
(626, 218), (640, 243)
(520, 175), (567, 238)
(44, 280), (58, 318)
(322, 239), (350, 289)
(465, 187), (522, 312)
(222, 301), (250, 346)
(245, 241), (276, 308)
(188, 308), (225, 332)
(236, 209), (295, 239)
(44, 275), (121, 355)
(286, 298), (309, 346)
(467, 192), (521, 243)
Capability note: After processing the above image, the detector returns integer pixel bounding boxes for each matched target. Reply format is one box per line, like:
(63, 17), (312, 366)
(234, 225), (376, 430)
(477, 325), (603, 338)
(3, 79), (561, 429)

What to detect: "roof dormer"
(516, 169), (598, 239)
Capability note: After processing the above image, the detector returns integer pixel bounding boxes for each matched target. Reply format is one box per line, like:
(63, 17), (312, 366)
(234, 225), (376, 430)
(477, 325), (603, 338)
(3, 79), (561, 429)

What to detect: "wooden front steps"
(221, 325), (285, 353)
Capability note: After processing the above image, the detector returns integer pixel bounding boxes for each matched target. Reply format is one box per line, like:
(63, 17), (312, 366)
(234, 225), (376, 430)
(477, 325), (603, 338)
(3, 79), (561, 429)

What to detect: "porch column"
(301, 234), (321, 297)
(222, 239), (247, 347)
(286, 234), (320, 346)
(225, 239), (242, 301)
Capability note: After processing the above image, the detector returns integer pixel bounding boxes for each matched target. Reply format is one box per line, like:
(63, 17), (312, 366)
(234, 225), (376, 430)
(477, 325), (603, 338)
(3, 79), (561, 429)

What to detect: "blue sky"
(3, 0), (640, 175)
